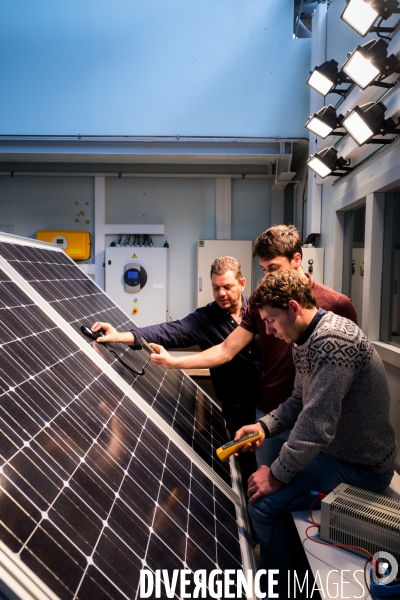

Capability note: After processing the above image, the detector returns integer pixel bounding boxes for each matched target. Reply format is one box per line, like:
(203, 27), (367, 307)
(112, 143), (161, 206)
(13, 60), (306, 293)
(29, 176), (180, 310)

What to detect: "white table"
(292, 474), (400, 600)
(293, 509), (374, 599)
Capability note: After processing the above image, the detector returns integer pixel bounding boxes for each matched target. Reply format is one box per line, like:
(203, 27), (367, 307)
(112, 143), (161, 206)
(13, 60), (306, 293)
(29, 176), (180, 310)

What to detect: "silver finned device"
(320, 483), (400, 563)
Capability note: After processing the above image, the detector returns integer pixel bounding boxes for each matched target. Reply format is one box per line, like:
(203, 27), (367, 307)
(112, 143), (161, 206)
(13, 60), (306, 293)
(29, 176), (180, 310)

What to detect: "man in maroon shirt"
(151, 225), (357, 466)
(243, 225), (357, 415)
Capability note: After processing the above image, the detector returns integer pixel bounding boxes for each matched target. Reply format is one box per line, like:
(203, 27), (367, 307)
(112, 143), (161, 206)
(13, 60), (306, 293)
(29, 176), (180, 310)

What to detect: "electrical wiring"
(263, 489), (394, 598)
(364, 558), (379, 600)
(143, 234), (154, 247)
(305, 494), (375, 561)
(305, 492), (396, 600)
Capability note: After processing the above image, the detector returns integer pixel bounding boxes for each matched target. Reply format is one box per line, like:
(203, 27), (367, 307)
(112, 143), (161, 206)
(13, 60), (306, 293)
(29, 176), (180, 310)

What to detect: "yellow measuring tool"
(216, 431), (263, 462)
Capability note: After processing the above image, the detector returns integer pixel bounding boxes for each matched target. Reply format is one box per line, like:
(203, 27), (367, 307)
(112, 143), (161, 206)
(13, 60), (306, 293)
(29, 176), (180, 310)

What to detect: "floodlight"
(307, 60), (352, 96)
(341, 0), (400, 37)
(343, 39), (400, 89)
(342, 101), (400, 144)
(306, 105), (345, 138)
(307, 147), (353, 178)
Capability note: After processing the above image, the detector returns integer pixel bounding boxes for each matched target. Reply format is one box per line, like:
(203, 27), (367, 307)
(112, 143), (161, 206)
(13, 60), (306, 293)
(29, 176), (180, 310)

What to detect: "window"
(381, 191), (400, 348)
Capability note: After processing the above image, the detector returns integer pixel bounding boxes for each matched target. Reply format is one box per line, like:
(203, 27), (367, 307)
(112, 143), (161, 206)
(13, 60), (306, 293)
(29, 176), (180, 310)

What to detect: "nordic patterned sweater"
(260, 311), (397, 485)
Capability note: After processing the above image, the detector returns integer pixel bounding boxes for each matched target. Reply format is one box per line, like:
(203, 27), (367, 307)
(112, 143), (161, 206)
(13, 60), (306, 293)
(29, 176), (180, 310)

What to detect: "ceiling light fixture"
(307, 59), (352, 96)
(341, 0), (400, 37)
(342, 101), (400, 144)
(305, 105), (346, 138)
(307, 147), (353, 178)
(342, 39), (400, 89)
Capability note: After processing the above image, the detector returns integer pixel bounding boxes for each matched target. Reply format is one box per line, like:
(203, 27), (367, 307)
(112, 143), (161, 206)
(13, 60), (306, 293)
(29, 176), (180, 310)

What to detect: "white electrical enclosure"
(197, 239), (253, 307)
(105, 246), (167, 326)
(302, 247), (324, 284)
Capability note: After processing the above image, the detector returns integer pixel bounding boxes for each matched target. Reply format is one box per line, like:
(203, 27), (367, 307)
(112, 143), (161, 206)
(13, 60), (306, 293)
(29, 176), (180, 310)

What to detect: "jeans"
(248, 449), (395, 598)
(255, 409), (290, 469)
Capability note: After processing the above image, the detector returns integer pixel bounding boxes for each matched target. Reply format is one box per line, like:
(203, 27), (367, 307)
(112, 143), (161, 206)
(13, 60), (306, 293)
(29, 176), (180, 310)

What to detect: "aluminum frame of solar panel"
(0, 236), (232, 485)
(0, 234), (256, 600)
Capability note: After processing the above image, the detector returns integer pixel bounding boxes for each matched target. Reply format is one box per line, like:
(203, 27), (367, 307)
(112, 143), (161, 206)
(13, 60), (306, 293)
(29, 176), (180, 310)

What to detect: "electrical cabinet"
(105, 246), (167, 326)
(301, 247), (324, 284)
(197, 239), (253, 307)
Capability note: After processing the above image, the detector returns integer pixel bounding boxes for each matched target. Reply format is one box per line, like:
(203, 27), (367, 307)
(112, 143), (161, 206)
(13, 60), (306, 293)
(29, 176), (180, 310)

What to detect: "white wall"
(0, 0), (310, 137)
(231, 178), (273, 286)
(0, 175), (276, 319)
(0, 177), (94, 238)
(314, 0), (400, 471)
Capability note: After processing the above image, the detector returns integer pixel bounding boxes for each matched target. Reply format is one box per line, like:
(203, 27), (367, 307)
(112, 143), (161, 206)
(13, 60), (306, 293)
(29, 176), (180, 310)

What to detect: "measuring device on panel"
(216, 431), (263, 461)
(81, 326), (155, 377)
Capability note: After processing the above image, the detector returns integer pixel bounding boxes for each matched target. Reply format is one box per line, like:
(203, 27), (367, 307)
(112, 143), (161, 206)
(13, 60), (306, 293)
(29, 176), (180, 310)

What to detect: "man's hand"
(233, 424), (265, 454)
(247, 465), (283, 504)
(91, 322), (134, 344)
(149, 344), (179, 369)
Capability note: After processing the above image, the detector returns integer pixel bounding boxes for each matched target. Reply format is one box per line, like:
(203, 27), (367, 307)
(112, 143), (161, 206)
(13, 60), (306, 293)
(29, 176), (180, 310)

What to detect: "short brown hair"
(250, 270), (316, 311)
(210, 256), (243, 280)
(253, 224), (302, 261)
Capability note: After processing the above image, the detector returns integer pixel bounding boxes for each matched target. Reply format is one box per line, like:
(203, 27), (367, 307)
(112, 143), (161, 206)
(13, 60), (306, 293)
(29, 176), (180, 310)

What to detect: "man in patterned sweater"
(234, 270), (396, 596)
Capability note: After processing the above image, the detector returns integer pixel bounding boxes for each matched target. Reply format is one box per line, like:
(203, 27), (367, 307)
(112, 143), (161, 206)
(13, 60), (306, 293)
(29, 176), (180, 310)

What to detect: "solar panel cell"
(77, 565), (127, 600)
(0, 239), (253, 600)
(0, 244), (232, 476)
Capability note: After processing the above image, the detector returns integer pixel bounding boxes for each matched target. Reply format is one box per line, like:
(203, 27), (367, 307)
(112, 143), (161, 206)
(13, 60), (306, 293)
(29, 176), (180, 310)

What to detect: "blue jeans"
(248, 449), (395, 598)
(255, 409), (289, 468)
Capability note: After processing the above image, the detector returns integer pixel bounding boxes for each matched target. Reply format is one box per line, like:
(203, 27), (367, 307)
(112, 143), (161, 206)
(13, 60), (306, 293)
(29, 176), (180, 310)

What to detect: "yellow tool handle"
(216, 431), (263, 462)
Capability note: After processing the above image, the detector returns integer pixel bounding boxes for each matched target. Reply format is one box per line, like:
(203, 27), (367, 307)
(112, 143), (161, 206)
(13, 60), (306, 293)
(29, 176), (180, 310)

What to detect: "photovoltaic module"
(0, 234), (254, 600)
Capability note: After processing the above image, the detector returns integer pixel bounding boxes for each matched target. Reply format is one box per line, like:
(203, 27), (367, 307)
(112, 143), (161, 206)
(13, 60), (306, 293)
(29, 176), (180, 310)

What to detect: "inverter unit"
(320, 483), (400, 564)
(36, 230), (91, 260)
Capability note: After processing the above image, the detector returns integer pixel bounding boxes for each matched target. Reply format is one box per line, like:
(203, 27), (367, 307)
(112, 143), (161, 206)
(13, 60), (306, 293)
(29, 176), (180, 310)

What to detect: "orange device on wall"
(36, 230), (91, 260)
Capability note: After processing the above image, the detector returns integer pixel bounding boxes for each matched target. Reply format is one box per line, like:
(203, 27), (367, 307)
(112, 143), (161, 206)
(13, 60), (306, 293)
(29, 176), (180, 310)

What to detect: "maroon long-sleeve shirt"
(240, 276), (357, 413)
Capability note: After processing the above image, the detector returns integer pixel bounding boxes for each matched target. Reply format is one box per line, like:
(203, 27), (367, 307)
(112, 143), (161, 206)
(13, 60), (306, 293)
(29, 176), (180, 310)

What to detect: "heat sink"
(320, 483), (400, 563)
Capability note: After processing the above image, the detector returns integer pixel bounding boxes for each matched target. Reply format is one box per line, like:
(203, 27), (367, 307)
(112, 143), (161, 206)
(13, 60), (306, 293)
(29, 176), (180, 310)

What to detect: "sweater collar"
(296, 307), (327, 346)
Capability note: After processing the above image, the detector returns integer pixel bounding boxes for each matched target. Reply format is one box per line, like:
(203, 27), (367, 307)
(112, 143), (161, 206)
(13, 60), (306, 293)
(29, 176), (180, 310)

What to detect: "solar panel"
(0, 241), (231, 484)
(0, 234), (255, 600)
